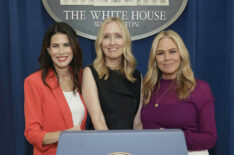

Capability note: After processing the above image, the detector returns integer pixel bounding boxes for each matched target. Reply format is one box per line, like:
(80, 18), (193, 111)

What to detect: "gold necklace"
(154, 87), (171, 108)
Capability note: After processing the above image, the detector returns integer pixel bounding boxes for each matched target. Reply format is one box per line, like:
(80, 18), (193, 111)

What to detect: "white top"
(63, 91), (85, 126)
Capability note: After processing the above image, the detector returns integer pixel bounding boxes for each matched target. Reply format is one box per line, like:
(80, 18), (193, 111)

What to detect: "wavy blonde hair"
(93, 17), (136, 82)
(143, 30), (196, 104)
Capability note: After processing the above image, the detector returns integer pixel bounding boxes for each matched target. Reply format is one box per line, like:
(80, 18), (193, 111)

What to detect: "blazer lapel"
(46, 70), (73, 128)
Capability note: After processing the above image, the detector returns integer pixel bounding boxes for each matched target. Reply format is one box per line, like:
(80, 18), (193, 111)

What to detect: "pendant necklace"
(154, 87), (171, 108)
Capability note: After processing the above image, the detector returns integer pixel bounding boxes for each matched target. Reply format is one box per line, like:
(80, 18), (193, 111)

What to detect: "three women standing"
(24, 19), (216, 155)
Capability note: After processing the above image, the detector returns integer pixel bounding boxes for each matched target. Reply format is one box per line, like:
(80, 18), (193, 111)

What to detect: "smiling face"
(47, 33), (73, 71)
(155, 37), (181, 80)
(101, 21), (125, 65)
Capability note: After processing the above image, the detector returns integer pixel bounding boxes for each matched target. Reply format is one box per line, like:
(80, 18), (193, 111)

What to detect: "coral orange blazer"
(24, 70), (87, 155)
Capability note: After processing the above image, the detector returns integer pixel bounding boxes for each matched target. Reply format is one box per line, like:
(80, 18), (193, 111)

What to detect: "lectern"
(57, 129), (188, 155)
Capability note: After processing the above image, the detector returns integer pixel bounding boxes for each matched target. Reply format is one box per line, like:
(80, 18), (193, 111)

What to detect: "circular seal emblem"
(42, 0), (187, 40)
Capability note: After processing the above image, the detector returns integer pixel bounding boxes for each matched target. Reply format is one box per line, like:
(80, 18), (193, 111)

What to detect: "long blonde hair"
(143, 30), (196, 104)
(93, 17), (136, 82)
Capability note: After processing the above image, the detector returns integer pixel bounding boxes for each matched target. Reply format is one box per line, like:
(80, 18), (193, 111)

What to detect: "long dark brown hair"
(38, 22), (83, 93)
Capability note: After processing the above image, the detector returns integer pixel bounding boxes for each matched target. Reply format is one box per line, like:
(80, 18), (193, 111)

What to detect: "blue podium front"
(57, 129), (188, 155)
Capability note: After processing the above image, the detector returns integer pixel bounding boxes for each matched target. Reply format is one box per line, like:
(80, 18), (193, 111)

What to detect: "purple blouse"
(141, 79), (217, 151)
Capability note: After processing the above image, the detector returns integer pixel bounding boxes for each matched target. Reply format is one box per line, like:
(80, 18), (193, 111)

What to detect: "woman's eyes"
(170, 50), (177, 53)
(51, 44), (59, 48)
(115, 34), (122, 38)
(103, 35), (109, 39)
(156, 51), (163, 55)
(64, 43), (71, 47)
(103, 34), (122, 39)
(51, 43), (70, 48)
(156, 50), (177, 55)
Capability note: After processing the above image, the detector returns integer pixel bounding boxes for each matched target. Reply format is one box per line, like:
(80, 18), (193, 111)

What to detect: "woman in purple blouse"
(141, 30), (217, 155)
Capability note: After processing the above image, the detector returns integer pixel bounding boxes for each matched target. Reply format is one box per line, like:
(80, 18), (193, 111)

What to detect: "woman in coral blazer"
(24, 22), (87, 155)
